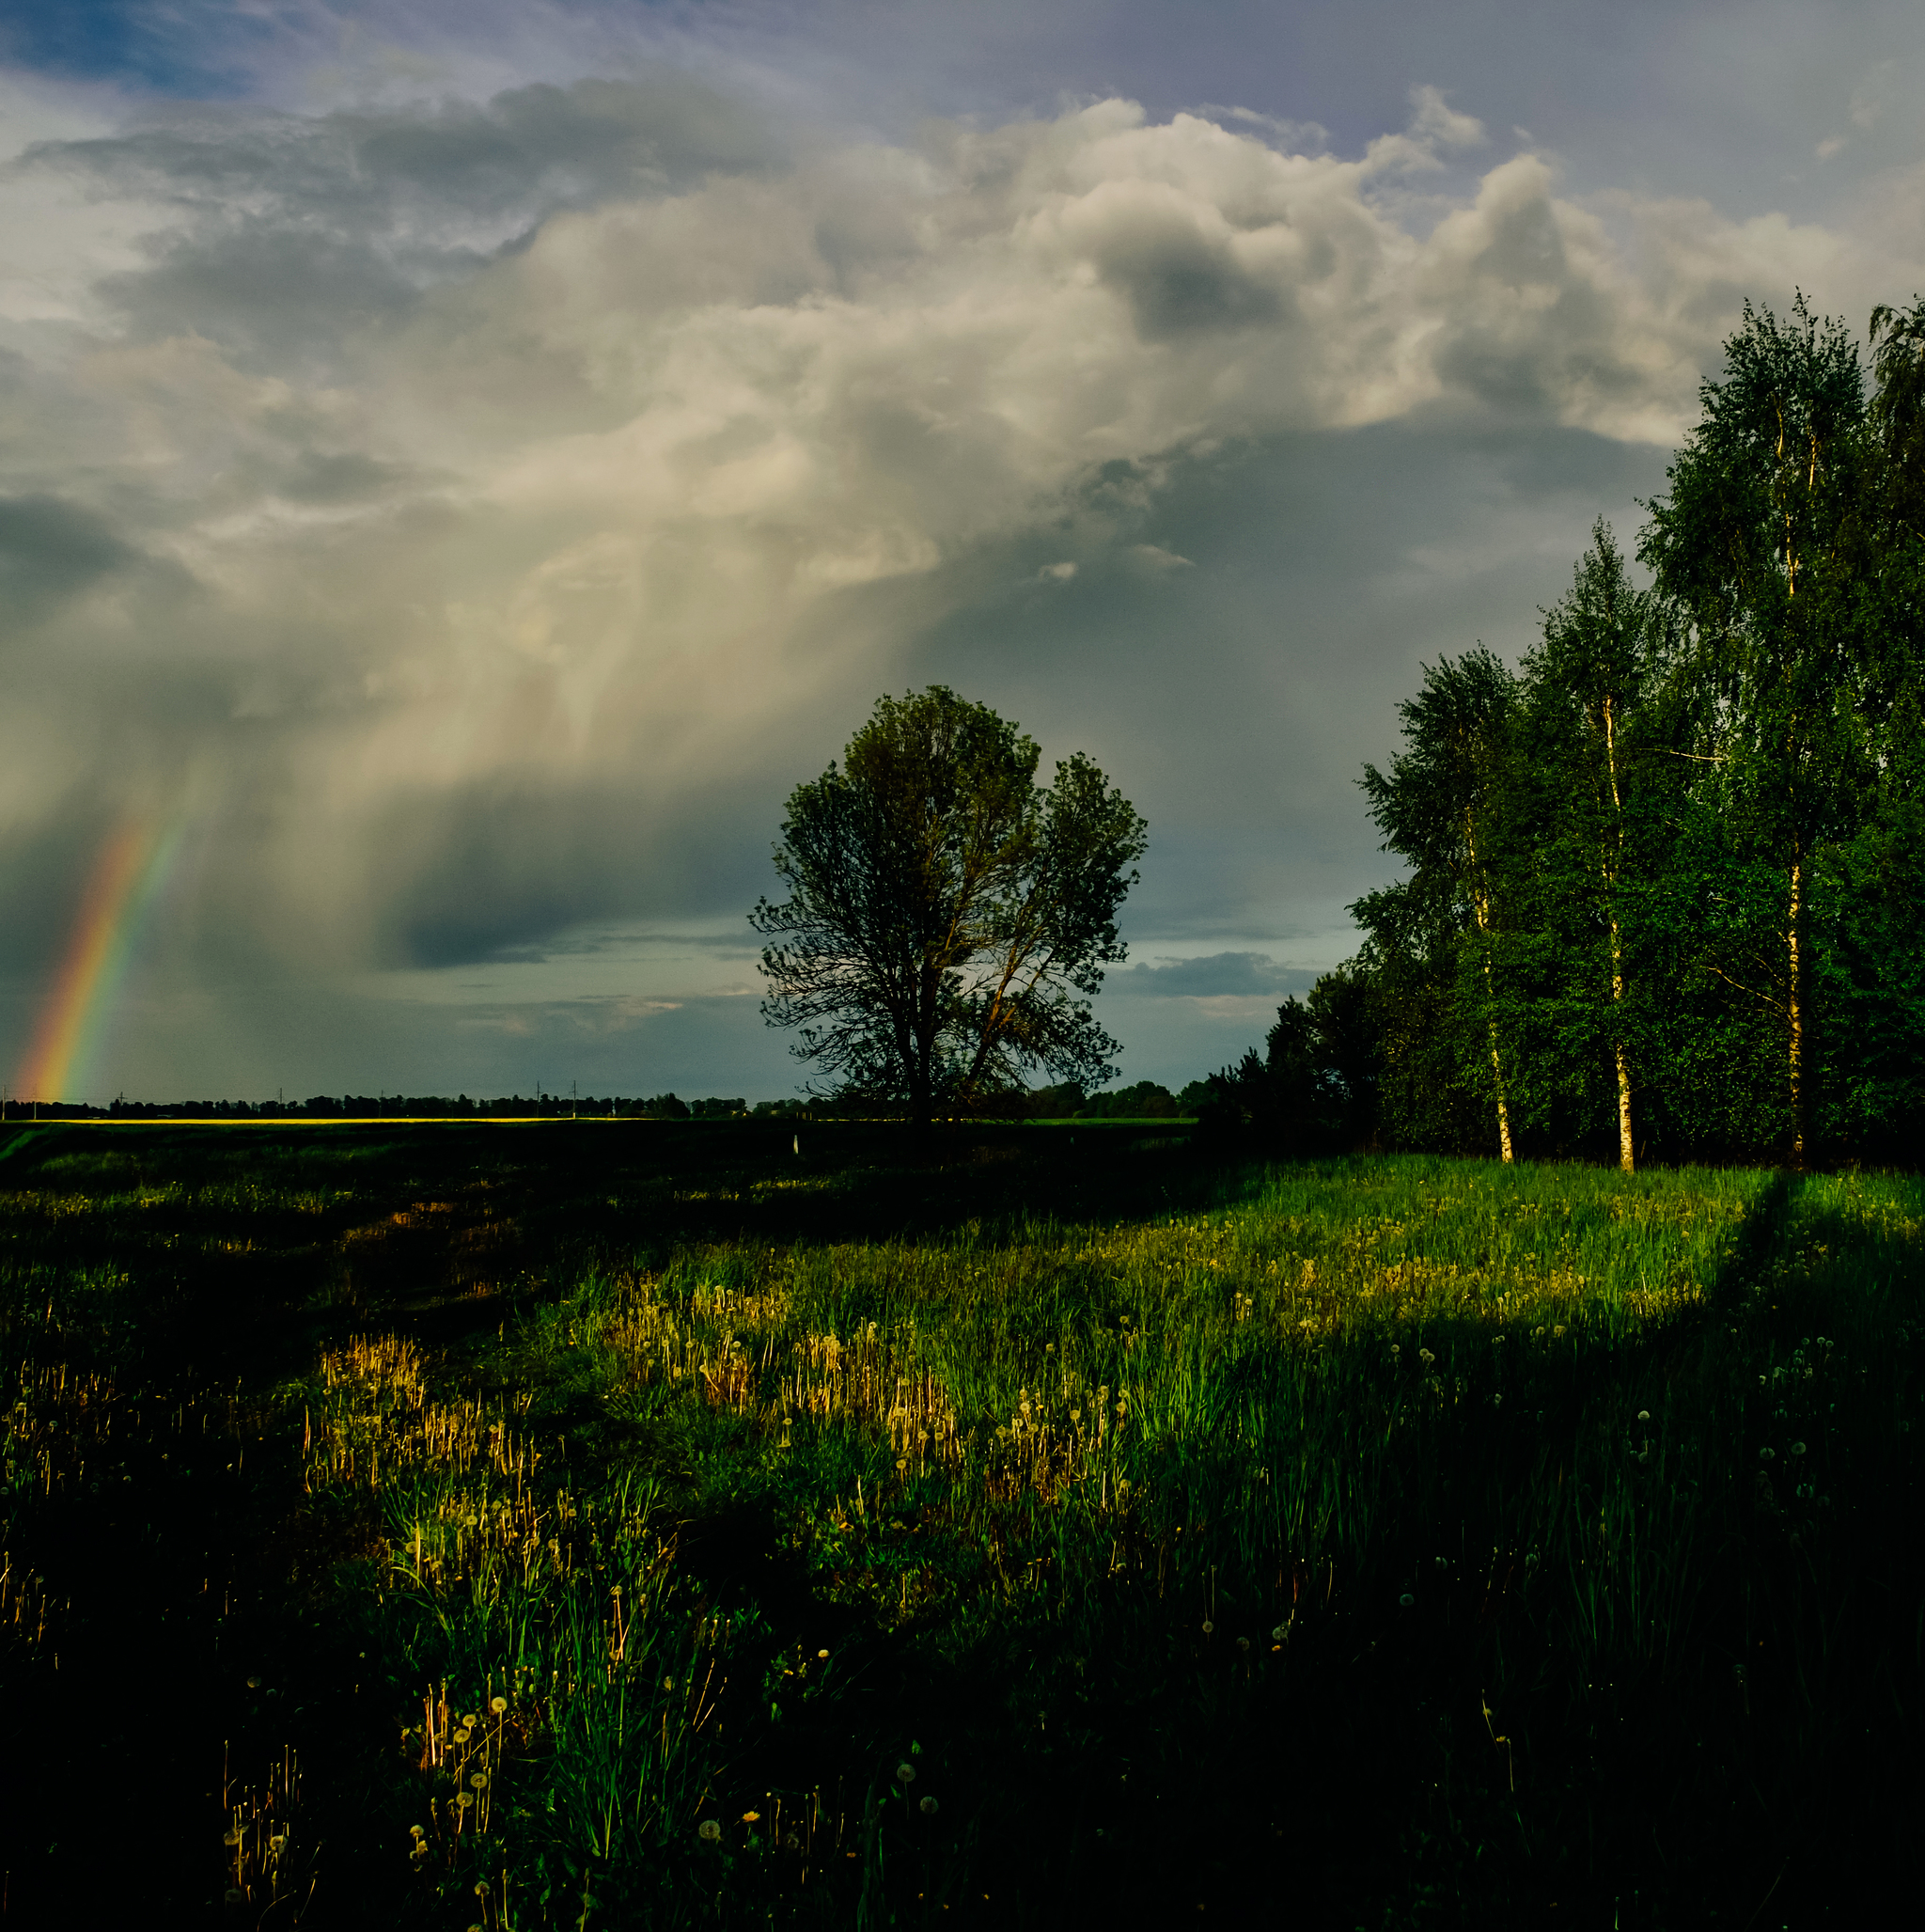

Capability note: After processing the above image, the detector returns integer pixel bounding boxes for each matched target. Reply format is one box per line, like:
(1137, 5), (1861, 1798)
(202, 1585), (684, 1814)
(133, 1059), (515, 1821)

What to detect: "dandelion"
(455, 1793), (474, 1810)
(1790, 1441), (1807, 1457)
(1637, 1410), (1651, 1423)
(1493, 1334), (1505, 1345)
(1553, 1325), (1566, 1339)
(818, 1649), (830, 1659)
(226, 1891), (245, 1906)
(1400, 1594), (1415, 1608)
(1760, 1446), (1776, 1461)
(698, 1820), (722, 1843)
(742, 1810), (761, 1823)
(896, 1762), (916, 1784)
(245, 1676), (262, 1689)
(452, 1726), (472, 1745)
(471, 1771), (488, 1790)
(409, 1825), (425, 1841)
(1236, 1636), (1250, 1653)
(1271, 1625), (1288, 1641)
(1200, 1620), (1213, 1635)
(920, 1796), (939, 1815)
(490, 1696), (508, 1714)
(1418, 1349), (1435, 1366)
(664, 1677), (675, 1690)
(224, 1828), (243, 1847)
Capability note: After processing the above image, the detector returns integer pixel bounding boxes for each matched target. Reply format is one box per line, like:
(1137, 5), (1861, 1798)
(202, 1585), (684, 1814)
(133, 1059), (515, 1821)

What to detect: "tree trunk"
(1474, 889), (1515, 1164)
(1601, 696), (1635, 1173)
(1464, 809), (1514, 1164)
(1788, 855), (1806, 1170)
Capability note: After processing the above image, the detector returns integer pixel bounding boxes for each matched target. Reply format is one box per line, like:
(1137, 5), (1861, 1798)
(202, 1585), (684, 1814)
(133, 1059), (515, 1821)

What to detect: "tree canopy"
(1211, 293), (1925, 1169)
(752, 687), (1147, 1125)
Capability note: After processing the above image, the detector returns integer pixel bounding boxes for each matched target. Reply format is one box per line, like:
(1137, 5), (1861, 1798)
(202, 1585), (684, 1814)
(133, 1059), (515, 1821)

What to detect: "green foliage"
(1337, 296), (1925, 1165)
(752, 687), (1148, 1124)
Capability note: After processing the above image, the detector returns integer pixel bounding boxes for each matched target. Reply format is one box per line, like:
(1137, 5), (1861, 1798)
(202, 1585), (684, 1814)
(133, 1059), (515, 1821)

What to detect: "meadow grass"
(0, 1122), (1917, 1926)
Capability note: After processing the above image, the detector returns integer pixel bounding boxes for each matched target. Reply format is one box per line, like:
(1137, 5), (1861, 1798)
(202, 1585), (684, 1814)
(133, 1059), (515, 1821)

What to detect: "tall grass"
(1, 1127), (1917, 1924)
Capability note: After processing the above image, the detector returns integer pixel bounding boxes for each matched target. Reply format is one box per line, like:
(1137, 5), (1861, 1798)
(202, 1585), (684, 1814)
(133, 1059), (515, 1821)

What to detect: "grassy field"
(1, 1122), (1917, 1928)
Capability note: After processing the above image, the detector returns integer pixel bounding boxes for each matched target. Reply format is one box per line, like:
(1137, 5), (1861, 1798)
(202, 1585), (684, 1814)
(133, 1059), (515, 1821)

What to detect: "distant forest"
(0, 1079), (1206, 1124)
(1212, 295), (1925, 1170)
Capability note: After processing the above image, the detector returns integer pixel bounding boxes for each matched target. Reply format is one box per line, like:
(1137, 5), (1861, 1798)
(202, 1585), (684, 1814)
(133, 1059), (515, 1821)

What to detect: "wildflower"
(698, 1820), (722, 1843)
(896, 1762), (916, 1784)
(742, 1810), (761, 1823)
(920, 1796), (939, 1815)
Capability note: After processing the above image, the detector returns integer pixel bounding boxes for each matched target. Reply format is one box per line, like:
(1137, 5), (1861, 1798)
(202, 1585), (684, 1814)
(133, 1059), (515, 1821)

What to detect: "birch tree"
(1639, 297), (1870, 1169)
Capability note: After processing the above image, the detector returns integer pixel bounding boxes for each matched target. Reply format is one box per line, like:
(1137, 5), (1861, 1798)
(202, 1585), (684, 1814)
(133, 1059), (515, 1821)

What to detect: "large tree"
(1516, 522), (1680, 1170)
(1358, 649), (1523, 1161)
(752, 687), (1147, 1126)
(1638, 296), (1872, 1168)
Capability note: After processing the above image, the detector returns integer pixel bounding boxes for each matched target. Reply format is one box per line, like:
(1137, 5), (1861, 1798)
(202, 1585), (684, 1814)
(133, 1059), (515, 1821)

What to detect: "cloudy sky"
(3, 1), (1922, 1104)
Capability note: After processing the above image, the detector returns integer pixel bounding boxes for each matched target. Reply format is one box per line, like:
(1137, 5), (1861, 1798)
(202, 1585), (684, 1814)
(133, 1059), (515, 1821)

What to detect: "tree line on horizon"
(1211, 294), (1925, 1170)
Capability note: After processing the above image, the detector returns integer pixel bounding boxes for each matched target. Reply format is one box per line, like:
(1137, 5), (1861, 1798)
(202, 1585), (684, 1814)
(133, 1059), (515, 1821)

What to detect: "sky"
(3, 1), (1923, 1105)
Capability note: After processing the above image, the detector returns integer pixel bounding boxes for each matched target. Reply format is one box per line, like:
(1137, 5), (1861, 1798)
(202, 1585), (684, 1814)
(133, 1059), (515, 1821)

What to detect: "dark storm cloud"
(0, 494), (139, 619)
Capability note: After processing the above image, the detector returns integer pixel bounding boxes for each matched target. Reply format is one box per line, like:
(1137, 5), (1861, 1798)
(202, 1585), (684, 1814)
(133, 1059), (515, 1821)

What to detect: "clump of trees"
(1221, 294), (1925, 1169)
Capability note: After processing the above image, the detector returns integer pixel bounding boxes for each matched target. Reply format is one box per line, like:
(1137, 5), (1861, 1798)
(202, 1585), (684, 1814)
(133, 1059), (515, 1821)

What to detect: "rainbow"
(14, 816), (185, 1104)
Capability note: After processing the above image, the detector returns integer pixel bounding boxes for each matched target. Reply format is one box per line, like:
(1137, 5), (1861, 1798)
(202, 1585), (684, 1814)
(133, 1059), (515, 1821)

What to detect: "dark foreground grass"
(0, 1121), (1918, 1928)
